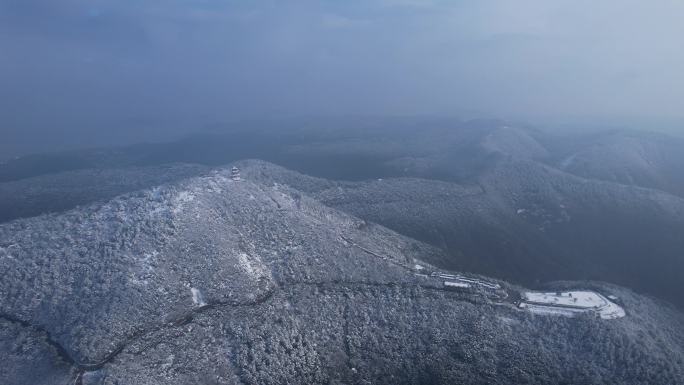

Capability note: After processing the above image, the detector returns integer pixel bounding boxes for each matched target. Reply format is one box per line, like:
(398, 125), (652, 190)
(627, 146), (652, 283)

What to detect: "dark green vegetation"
(1, 166), (683, 384)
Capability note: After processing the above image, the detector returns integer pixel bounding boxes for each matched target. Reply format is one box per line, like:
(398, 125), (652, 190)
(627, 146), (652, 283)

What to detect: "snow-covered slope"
(558, 131), (684, 197)
(238, 159), (684, 309)
(2, 164), (683, 385)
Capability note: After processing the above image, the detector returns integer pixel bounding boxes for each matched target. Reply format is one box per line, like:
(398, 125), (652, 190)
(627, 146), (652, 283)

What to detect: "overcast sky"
(2, 0), (684, 156)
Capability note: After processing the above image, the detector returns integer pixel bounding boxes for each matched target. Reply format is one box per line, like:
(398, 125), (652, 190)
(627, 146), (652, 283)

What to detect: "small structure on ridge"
(231, 166), (241, 181)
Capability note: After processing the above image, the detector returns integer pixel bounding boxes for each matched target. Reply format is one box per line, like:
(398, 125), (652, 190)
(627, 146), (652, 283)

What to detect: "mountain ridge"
(2, 163), (683, 384)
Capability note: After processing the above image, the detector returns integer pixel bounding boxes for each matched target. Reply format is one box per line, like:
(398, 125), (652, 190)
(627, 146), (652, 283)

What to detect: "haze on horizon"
(2, 0), (684, 157)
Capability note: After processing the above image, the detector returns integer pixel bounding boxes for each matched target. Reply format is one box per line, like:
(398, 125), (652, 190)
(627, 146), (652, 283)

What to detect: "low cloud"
(1, 0), (684, 156)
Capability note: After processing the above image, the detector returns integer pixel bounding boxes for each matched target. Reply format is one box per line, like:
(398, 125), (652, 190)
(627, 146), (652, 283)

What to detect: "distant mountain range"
(2, 119), (684, 308)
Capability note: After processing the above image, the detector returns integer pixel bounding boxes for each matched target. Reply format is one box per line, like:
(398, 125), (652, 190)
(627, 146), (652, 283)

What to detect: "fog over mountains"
(4, 0), (684, 159)
(4, 1), (684, 383)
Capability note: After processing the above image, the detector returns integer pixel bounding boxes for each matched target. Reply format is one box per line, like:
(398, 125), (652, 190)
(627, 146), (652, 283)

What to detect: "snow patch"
(520, 290), (625, 320)
(172, 191), (196, 214)
(444, 281), (471, 289)
(140, 252), (156, 272)
(237, 252), (266, 280)
(191, 288), (207, 307)
(129, 251), (157, 286)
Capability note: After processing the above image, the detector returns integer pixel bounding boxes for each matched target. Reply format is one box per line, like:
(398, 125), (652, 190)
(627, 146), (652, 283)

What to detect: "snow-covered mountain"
(238, 159), (684, 309)
(1, 165), (683, 384)
(556, 131), (684, 197)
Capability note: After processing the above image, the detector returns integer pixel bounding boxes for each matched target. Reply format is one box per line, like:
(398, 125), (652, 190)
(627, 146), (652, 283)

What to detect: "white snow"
(236, 252), (267, 280)
(191, 288), (207, 307)
(524, 291), (599, 307)
(140, 252), (156, 272)
(414, 264), (425, 270)
(519, 303), (582, 317)
(444, 281), (471, 289)
(176, 191), (195, 203)
(599, 301), (626, 319)
(520, 290), (625, 320)
(171, 191), (196, 214)
(128, 251), (158, 286)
